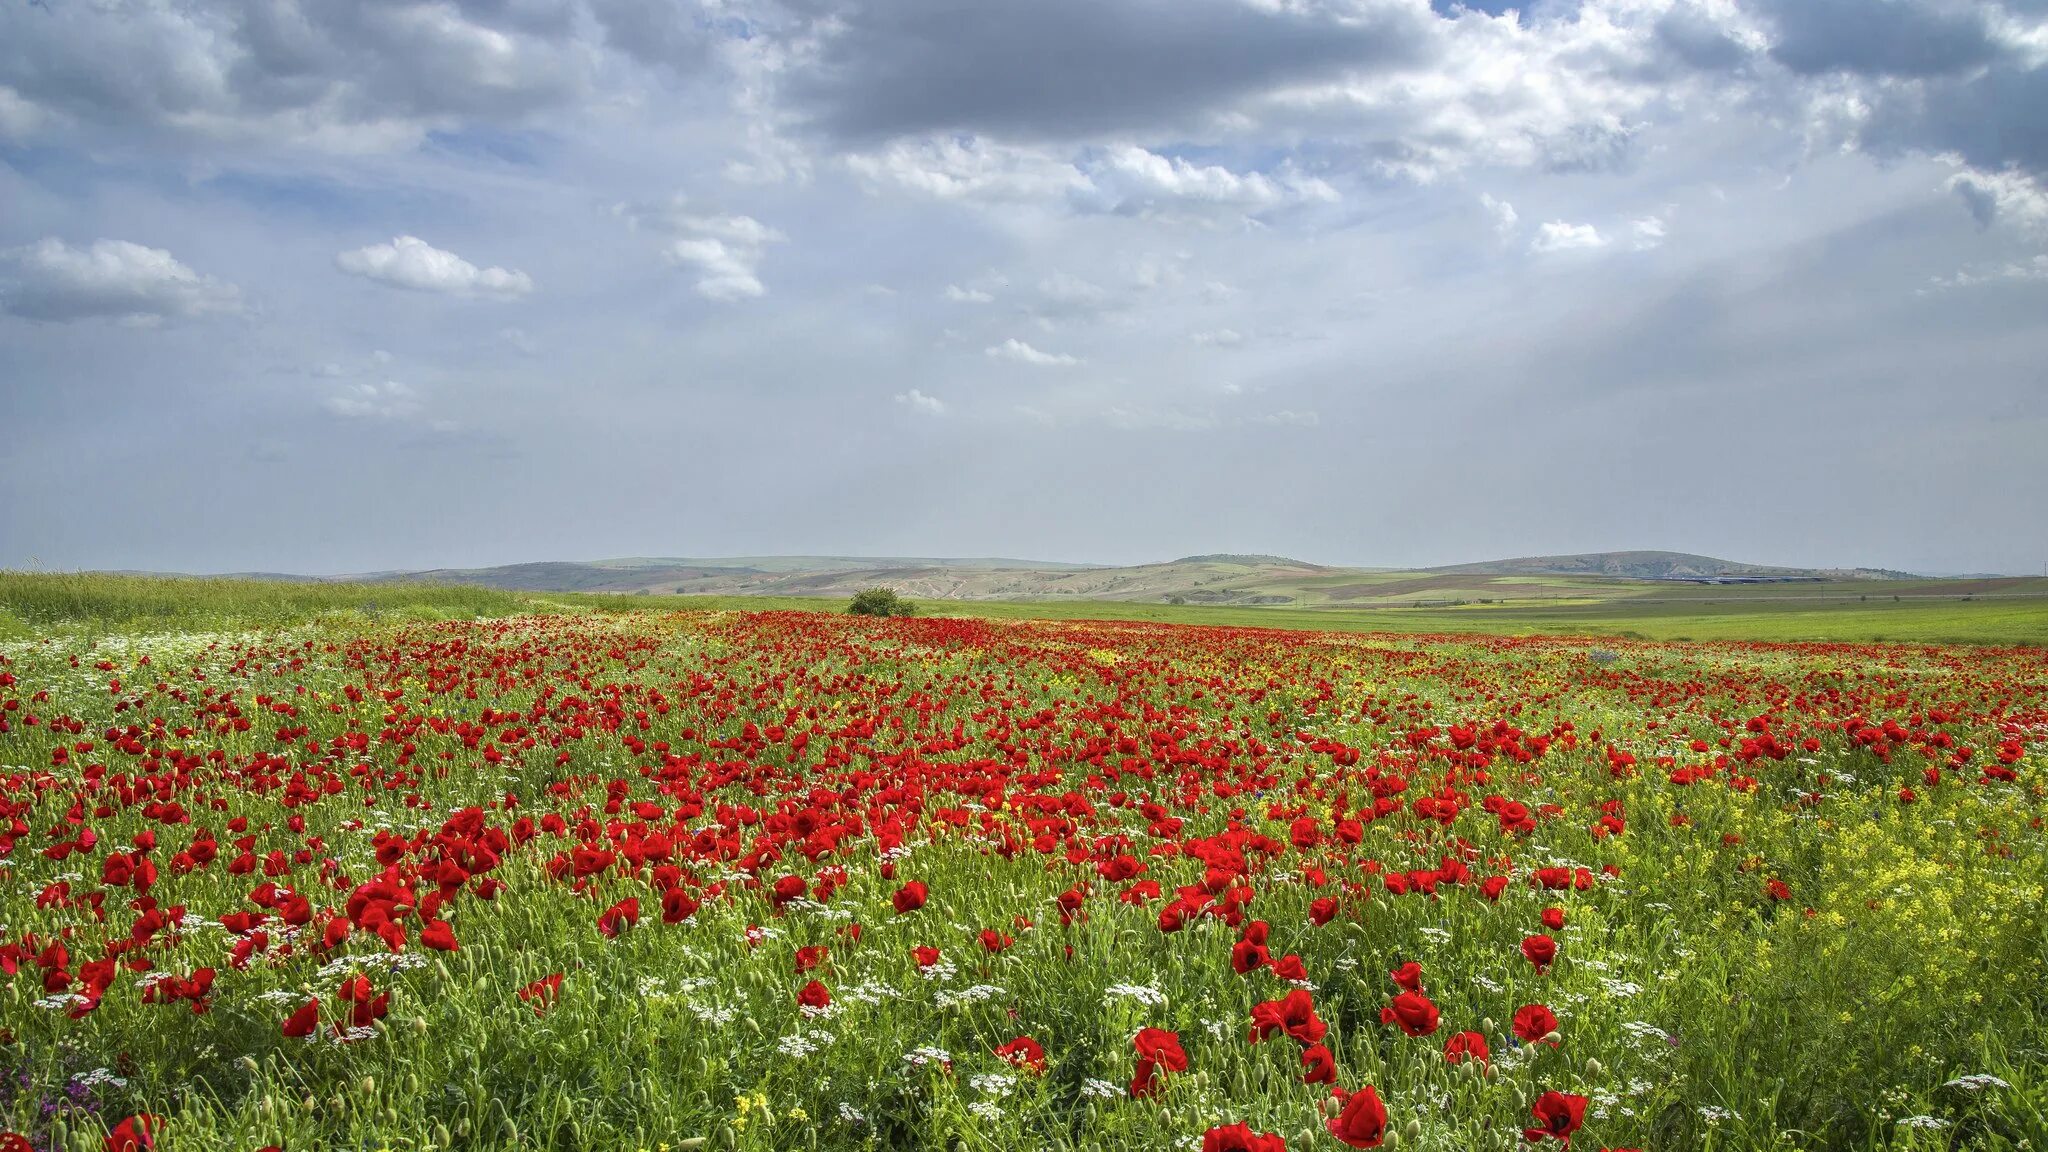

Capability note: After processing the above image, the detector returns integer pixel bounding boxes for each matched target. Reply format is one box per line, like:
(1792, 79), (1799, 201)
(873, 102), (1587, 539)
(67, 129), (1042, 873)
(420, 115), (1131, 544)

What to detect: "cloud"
(945, 285), (995, 303)
(0, 0), (594, 150)
(1631, 215), (1668, 250)
(986, 338), (1080, 367)
(616, 197), (786, 301)
(335, 236), (534, 298)
(782, 0), (1434, 143)
(1192, 328), (1246, 347)
(325, 379), (421, 420)
(1947, 167), (2048, 236)
(1530, 221), (1609, 253)
(1480, 193), (1519, 239)
(894, 388), (945, 414)
(1, 237), (241, 323)
(1082, 146), (1339, 213)
(1252, 409), (1320, 427)
(845, 136), (1093, 202)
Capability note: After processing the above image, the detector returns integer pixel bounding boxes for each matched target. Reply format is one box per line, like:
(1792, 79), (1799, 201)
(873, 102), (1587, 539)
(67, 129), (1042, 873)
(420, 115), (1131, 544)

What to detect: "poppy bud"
(361, 1076), (376, 1095)
(1542, 1031), (1562, 1045)
(302, 1096), (317, 1113)
(1404, 1119), (1422, 1142)
(240, 1055), (260, 1073)
(1586, 1058), (1603, 1078)
(434, 1122), (452, 1147)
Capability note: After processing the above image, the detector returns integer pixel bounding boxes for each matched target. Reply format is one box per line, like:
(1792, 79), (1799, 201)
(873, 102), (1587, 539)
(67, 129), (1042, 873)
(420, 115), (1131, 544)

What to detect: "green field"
(5, 571), (2045, 646)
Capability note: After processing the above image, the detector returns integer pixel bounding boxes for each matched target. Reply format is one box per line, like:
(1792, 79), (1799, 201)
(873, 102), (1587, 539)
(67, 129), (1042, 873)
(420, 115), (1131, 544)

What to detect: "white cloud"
(986, 338), (1080, 367)
(616, 197), (786, 301)
(335, 236), (533, 298)
(1947, 167), (2048, 237)
(1085, 146), (1338, 212)
(325, 380), (421, 420)
(945, 284), (994, 303)
(1530, 221), (1609, 253)
(1631, 215), (1667, 250)
(1480, 193), (1519, 240)
(846, 136), (1092, 202)
(894, 388), (946, 415)
(499, 326), (538, 355)
(1, 237), (241, 323)
(1192, 328), (1246, 347)
(1924, 254), (2048, 292)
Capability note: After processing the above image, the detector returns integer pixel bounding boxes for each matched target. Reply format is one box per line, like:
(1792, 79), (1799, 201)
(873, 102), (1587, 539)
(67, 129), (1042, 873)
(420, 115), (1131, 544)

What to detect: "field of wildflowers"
(1, 608), (2043, 1150)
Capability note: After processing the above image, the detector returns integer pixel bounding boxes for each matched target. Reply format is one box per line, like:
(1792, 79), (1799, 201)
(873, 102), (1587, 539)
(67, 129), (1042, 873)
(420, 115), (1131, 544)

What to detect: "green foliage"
(846, 587), (916, 617)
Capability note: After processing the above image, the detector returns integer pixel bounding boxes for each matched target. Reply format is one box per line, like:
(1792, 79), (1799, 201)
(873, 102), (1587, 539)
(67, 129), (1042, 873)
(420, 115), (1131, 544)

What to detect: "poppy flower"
(1389, 962), (1423, 992)
(1203, 1122), (1288, 1152)
(1250, 989), (1327, 1045)
(519, 973), (563, 1015)
(995, 1036), (1047, 1073)
(1270, 953), (1309, 982)
(420, 919), (459, 952)
(1523, 1091), (1588, 1144)
(1540, 907), (1566, 931)
(1513, 1004), (1561, 1045)
(281, 999), (319, 1038)
(661, 887), (700, 924)
(1325, 1085), (1388, 1149)
(797, 980), (831, 1010)
(1444, 1030), (1490, 1065)
(795, 945), (829, 973)
(105, 1115), (158, 1152)
(596, 897), (639, 939)
(912, 945), (942, 968)
(892, 881), (928, 914)
(1308, 896), (1339, 926)
(1231, 939), (1270, 974)
(1521, 934), (1557, 973)
(1134, 1027), (1187, 1071)
(980, 929), (1014, 954)
(1300, 1043), (1337, 1085)
(1, 1136), (30, 1152)
(1380, 990), (1440, 1037)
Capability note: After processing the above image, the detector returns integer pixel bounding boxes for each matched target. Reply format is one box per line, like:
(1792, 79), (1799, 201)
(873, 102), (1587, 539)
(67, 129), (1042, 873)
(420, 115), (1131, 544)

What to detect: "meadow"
(1, 574), (2044, 1150)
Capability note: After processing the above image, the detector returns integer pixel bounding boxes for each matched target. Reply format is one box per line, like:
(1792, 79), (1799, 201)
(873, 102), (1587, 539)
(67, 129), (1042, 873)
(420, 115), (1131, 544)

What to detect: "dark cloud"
(781, 0), (1439, 143)
(1756, 0), (1999, 77)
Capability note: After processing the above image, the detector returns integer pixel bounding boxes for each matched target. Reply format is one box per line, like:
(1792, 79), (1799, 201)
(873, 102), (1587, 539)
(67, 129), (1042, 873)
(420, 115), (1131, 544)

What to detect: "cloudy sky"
(3, 0), (2045, 576)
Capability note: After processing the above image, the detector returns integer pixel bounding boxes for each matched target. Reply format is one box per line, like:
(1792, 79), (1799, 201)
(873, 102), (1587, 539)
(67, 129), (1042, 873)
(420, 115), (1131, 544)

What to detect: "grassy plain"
(6, 572), (2043, 647)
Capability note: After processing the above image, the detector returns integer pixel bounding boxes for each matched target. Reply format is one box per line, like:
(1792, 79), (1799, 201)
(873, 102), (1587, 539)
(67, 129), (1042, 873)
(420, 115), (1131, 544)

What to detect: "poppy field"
(2, 608), (2045, 1151)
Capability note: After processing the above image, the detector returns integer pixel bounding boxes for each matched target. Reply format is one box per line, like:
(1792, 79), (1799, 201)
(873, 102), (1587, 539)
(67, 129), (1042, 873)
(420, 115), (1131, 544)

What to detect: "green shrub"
(847, 587), (916, 617)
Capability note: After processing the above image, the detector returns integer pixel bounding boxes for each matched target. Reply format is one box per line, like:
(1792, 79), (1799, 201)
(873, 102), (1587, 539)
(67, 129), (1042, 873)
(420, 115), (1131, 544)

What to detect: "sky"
(2, 0), (2045, 576)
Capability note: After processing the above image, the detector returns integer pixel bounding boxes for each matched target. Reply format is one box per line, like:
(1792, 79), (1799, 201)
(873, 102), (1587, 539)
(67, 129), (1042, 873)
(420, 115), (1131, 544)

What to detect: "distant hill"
(193, 549), (1953, 607)
(1428, 551), (1915, 582)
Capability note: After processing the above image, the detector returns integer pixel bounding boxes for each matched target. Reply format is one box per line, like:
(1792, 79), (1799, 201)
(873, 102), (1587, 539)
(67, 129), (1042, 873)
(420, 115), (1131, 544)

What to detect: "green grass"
(5, 571), (2046, 646)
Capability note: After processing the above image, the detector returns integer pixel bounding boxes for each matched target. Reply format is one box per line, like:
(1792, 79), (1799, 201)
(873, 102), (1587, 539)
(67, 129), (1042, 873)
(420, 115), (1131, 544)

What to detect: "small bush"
(847, 587), (916, 617)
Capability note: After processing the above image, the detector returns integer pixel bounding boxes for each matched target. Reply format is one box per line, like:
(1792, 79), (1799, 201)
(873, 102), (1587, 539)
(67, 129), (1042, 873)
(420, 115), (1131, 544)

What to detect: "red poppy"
(596, 897), (639, 939)
(1540, 906), (1566, 931)
(420, 919), (459, 952)
(1308, 896), (1339, 926)
(1513, 1004), (1561, 1045)
(281, 999), (319, 1038)
(892, 881), (928, 914)
(1203, 1122), (1288, 1152)
(980, 929), (1015, 954)
(1325, 1085), (1388, 1149)
(105, 1115), (158, 1152)
(1300, 1043), (1336, 1085)
(912, 945), (942, 968)
(1379, 990), (1440, 1037)
(1231, 938), (1270, 973)
(1, 1135), (31, 1152)
(797, 980), (831, 1010)
(1250, 989), (1327, 1045)
(1523, 1091), (1588, 1144)
(795, 945), (829, 973)
(1444, 1030), (1490, 1065)
(1521, 934), (1557, 973)
(519, 973), (564, 1015)
(1269, 953), (1309, 982)
(1134, 1027), (1187, 1071)
(661, 887), (700, 924)
(1389, 961), (1423, 991)
(995, 1036), (1047, 1073)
